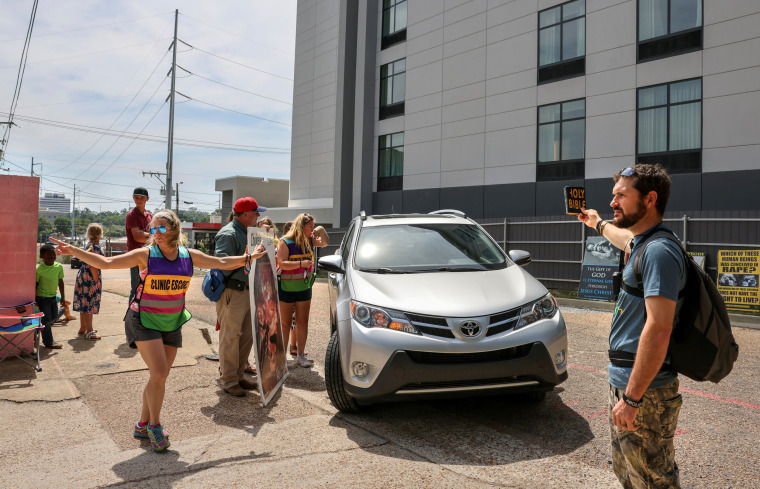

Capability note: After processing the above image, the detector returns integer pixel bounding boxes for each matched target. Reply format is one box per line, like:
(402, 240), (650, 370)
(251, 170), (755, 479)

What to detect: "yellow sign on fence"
(717, 249), (759, 313)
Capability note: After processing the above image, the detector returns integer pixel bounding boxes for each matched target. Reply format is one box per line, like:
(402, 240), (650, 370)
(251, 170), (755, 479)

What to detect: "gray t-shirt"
(608, 226), (686, 390)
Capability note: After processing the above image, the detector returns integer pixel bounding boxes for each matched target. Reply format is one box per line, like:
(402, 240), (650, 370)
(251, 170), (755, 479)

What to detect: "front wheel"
(324, 330), (360, 413)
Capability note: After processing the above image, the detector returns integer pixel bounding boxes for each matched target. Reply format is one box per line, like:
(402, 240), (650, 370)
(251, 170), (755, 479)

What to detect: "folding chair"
(0, 303), (45, 372)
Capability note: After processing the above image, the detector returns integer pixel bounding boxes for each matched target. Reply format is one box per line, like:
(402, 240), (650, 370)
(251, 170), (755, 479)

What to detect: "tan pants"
(215, 288), (253, 389)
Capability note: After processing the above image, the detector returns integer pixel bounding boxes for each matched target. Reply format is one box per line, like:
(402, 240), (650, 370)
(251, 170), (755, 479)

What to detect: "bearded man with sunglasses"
(214, 197), (268, 397)
(579, 164), (686, 489)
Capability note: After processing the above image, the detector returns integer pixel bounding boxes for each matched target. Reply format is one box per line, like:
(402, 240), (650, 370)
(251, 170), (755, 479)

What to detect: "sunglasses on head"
(149, 225), (167, 235)
(620, 167), (639, 177)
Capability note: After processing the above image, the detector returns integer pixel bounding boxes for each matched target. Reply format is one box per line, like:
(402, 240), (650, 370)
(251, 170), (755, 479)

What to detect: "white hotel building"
(288, 0), (760, 227)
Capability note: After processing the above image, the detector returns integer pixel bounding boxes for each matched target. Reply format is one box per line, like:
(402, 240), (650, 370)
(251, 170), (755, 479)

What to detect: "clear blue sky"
(0, 1), (297, 213)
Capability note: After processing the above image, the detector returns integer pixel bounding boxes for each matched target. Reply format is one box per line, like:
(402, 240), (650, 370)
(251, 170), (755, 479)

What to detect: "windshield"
(354, 223), (508, 272)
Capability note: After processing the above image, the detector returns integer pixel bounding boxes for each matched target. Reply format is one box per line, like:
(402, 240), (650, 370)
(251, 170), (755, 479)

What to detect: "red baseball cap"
(234, 197), (267, 213)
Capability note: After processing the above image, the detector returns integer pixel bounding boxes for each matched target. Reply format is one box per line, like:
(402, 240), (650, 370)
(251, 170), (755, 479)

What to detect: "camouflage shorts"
(609, 380), (682, 489)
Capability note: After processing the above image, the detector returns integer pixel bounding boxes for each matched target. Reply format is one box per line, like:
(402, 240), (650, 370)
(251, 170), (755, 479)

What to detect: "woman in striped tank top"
(51, 210), (265, 452)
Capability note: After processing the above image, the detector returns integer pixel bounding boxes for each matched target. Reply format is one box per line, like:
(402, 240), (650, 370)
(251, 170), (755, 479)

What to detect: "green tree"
(75, 217), (90, 236)
(54, 216), (72, 235)
(38, 216), (53, 235)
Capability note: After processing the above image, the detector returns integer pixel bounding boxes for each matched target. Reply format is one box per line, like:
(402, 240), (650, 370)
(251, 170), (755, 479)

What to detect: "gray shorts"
(124, 309), (183, 349)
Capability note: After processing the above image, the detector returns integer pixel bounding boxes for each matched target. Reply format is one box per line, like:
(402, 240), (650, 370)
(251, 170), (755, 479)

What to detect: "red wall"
(0, 176), (40, 307)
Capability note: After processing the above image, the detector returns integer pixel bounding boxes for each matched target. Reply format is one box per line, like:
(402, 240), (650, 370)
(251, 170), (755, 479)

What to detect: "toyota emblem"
(459, 320), (481, 338)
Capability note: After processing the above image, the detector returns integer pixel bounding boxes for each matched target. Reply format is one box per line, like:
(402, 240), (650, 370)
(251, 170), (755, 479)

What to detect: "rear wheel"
(324, 330), (360, 413)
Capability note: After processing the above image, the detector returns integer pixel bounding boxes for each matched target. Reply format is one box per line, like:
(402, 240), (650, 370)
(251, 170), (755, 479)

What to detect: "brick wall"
(0, 176), (40, 307)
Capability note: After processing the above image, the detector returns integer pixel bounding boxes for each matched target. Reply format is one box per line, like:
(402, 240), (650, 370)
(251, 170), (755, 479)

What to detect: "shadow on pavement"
(331, 388), (596, 466)
(105, 448), (274, 488)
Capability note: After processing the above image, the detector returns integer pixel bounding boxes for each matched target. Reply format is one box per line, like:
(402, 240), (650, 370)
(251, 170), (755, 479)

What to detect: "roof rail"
(429, 209), (467, 218)
(360, 210), (367, 221)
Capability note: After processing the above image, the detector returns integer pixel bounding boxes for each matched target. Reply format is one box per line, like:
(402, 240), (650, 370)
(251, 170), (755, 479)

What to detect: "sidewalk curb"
(556, 297), (760, 330)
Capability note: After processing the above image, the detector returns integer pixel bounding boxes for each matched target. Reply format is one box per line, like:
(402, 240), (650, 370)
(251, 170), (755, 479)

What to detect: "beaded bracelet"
(243, 253), (252, 275)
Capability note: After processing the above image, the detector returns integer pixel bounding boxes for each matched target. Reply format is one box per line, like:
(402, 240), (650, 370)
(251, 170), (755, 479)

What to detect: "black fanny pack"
(608, 350), (673, 372)
(226, 278), (248, 291)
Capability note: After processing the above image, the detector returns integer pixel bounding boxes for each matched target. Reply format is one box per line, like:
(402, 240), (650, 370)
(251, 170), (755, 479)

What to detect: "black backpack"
(621, 228), (739, 383)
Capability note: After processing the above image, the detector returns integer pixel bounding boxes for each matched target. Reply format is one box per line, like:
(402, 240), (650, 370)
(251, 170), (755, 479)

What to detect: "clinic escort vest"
(279, 238), (315, 292)
(139, 245), (193, 332)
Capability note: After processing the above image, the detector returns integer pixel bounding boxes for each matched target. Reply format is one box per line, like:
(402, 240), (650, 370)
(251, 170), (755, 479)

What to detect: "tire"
(324, 330), (361, 413)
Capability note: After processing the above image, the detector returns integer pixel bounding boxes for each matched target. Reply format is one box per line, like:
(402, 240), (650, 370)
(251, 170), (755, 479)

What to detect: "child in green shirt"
(36, 244), (65, 349)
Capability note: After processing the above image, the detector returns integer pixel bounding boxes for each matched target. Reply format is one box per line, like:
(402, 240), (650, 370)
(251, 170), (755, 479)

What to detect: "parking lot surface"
(1, 266), (758, 488)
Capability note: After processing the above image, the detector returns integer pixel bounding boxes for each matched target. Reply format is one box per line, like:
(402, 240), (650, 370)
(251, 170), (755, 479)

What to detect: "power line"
(2, 113), (292, 153)
(0, 12), (173, 43)
(0, 39), (171, 69)
(179, 12), (294, 57)
(79, 97), (168, 191)
(177, 38), (293, 81)
(177, 65), (291, 105)
(16, 90), (171, 110)
(182, 94), (292, 127)
(45, 49), (171, 176)
(1, 0), (39, 165)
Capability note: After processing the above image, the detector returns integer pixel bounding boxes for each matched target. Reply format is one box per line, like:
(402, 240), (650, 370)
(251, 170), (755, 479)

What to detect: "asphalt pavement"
(1, 264), (759, 488)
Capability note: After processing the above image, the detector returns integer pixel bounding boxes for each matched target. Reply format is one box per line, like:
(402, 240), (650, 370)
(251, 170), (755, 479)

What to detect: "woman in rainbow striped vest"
(51, 210), (265, 452)
(277, 213), (329, 368)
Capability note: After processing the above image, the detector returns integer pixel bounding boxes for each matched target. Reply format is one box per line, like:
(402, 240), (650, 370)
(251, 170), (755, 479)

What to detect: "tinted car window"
(341, 221), (356, 265)
(354, 224), (507, 272)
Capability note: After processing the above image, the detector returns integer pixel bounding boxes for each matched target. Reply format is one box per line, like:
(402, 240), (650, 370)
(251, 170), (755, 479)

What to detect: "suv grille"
(405, 344), (532, 364)
(406, 308), (521, 339)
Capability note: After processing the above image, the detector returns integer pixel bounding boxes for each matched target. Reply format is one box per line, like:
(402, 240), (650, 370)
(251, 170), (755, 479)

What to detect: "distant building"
(39, 193), (71, 215)
(38, 207), (64, 222)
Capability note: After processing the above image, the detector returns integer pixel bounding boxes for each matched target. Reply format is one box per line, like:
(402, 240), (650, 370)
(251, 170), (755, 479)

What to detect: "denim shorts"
(124, 309), (182, 349)
(277, 281), (312, 303)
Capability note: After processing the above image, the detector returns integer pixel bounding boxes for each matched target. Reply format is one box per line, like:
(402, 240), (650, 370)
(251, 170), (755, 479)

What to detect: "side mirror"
(318, 255), (345, 274)
(508, 250), (531, 267)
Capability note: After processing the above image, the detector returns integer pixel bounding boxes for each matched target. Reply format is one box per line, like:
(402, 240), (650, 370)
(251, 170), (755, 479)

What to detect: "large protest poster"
(717, 249), (760, 313)
(248, 227), (288, 406)
(578, 236), (621, 300)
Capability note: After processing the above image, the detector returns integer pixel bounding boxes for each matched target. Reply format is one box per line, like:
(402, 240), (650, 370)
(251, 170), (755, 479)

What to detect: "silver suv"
(318, 210), (568, 412)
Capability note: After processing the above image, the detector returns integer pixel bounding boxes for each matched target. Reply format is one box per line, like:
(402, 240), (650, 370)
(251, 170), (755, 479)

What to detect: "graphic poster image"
(688, 251), (706, 270)
(717, 249), (760, 313)
(248, 227), (289, 406)
(578, 236), (621, 300)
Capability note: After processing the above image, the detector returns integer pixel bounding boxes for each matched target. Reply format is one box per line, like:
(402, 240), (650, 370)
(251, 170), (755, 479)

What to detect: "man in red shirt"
(125, 187), (152, 303)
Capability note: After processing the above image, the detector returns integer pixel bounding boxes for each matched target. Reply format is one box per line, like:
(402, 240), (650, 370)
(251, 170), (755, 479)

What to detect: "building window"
(378, 132), (404, 191)
(538, 0), (585, 84)
(638, 0), (702, 62)
(382, 0), (407, 49)
(537, 99), (585, 181)
(637, 78), (701, 173)
(379, 59), (405, 120)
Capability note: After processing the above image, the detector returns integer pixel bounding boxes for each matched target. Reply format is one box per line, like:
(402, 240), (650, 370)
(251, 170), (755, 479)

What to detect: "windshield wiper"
(412, 266), (486, 273)
(361, 267), (407, 274)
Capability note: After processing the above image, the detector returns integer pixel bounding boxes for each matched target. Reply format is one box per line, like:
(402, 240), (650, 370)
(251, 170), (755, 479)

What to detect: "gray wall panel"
(483, 183), (536, 218)
(535, 179), (585, 216)
(439, 186), (484, 218)
(402, 188), (441, 214)
(374, 190), (403, 214)
(702, 170), (760, 211)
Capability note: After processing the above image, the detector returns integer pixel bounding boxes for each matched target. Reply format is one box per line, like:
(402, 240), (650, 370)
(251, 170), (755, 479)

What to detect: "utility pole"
(30, 156), (41, 176)
(175, 182), (180, 215)
(165, 9), (178, 211)
(71, 184), (76, 239)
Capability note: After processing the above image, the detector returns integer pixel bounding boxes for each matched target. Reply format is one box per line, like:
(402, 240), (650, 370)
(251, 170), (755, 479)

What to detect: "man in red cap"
(214, 196), (267, 396)
(125, 187), (152, 303)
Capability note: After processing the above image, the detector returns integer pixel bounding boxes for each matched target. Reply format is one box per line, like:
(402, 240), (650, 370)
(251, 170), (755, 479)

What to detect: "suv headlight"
(515, 293), (558, 330)
(350, 301), (419, 335)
